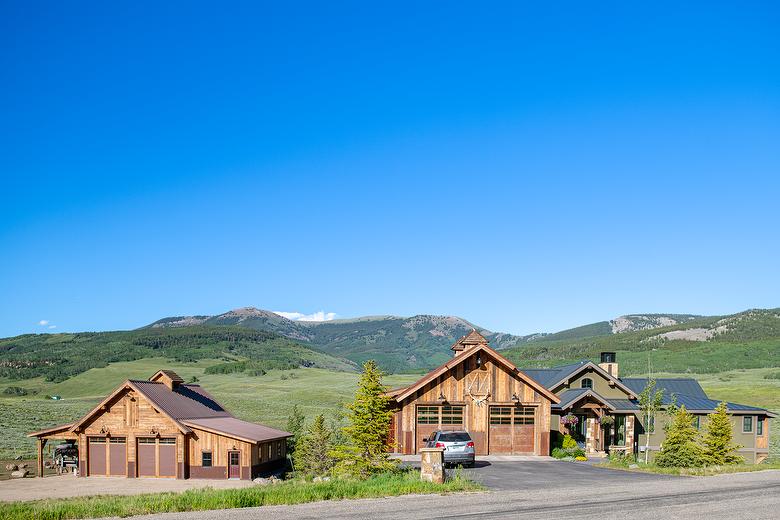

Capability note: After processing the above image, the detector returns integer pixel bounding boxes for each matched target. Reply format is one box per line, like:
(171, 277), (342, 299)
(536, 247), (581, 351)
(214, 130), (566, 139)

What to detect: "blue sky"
(1, 1), (779, 337)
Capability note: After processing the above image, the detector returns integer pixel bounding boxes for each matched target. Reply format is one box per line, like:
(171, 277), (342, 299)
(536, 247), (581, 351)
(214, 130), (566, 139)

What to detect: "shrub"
(551, 446), (585, 460)
(2, 386), (31, 396)
(655, 405), (704, 468)
(294, 414), (335, 478)
(561, 434), (577, 450)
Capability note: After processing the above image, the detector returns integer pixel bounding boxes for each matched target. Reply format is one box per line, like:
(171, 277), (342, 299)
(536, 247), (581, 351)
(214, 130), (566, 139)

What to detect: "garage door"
(137, 437), (177, 477)
(88, 437), (106, 476)
(489, 406), (536, 454)
(109, 437), (126, 476)
(415, 405), (464, 453)
(158, 438), (176, 477)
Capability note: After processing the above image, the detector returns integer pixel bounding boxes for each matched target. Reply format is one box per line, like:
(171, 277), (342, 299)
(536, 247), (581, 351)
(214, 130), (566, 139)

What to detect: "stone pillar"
(420, 448), (445, 484)
(626, 415), (635, 453)
(585, 418), (597, 454)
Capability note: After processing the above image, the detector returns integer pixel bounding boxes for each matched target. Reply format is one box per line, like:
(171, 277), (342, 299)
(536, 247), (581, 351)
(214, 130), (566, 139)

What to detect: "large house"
(387, 331), (775, 463)
(29, 370), (291, 479)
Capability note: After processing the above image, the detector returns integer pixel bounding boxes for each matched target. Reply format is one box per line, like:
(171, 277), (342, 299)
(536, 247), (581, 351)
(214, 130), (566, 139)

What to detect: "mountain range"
(144, 307), (713, 372)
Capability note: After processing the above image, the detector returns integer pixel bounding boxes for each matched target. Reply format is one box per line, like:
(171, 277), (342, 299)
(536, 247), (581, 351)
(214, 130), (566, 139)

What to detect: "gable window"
(743, 416), (753, 433)
(581, 378), (593, 389)
(202, 452), (212, 467)
(757, 417), (764, 436)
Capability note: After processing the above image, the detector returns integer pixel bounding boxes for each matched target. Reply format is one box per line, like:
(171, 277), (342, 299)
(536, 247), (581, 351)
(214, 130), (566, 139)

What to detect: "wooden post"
(37, 438), (47, 477)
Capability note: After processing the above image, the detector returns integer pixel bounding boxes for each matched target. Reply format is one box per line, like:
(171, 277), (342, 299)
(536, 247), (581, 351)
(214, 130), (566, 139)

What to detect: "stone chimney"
(598, 352), (618, 378)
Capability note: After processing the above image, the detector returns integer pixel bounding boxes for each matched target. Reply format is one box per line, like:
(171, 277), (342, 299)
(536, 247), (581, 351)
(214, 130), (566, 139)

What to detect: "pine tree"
(332, 360), (398, 478)
(655, 405), (704, 468)
(285, 405), (306, 458)
(294, 414), (334, 478)
(701, 402), (743, 465)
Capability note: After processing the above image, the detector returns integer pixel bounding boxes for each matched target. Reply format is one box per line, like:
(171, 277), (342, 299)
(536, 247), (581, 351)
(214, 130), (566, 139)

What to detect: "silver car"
(424, 430), (475, 467)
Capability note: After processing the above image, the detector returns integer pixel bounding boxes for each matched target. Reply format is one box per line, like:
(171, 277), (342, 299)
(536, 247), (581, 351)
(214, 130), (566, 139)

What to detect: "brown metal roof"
(130, 381), (232, 420)
(183, 417), (292, 443)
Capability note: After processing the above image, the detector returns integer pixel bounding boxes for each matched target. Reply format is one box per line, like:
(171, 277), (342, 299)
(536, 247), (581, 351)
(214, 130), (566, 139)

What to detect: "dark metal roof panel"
(621, 378), (708, 399)
(183, 417), (291, 443)
(131, 381), (232, 420)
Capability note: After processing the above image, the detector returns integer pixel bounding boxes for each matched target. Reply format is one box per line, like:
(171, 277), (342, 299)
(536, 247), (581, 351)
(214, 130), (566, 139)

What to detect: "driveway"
(457, 460), (676, 490)
(0, 474), (254, 502)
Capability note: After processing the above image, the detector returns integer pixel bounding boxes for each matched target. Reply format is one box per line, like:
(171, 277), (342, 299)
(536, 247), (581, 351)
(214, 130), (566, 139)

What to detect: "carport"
(27, 423), (79, 477)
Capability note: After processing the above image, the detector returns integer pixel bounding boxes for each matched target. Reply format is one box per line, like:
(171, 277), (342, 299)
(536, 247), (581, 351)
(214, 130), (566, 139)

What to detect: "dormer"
(150, 369), (184, 391)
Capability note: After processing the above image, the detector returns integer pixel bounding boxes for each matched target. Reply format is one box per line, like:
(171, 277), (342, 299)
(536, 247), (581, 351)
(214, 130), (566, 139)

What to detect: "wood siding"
(393, 351), (552, 456)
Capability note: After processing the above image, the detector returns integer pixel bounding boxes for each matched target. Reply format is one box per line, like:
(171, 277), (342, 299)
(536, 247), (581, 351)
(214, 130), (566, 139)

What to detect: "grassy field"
(0, 470), (481, 520)
(0, 358), (418, 459)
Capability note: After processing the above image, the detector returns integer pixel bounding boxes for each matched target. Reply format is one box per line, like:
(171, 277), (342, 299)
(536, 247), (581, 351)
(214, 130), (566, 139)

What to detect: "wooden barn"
(385, 331), (559, 456)
(28, 370), (291, 479)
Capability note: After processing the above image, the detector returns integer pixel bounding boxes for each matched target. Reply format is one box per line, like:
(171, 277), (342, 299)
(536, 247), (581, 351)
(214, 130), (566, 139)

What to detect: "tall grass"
(0, 470), (481, 520)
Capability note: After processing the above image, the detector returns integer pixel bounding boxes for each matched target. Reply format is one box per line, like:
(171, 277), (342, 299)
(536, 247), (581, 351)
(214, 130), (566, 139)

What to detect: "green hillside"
(0, 326), (355, 383)
(503, 309), (780, 375)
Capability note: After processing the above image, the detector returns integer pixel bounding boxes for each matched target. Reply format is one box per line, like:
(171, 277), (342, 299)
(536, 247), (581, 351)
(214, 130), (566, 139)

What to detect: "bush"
(2, 386), (32, 397)
(561, 434), (577, 450)
(655, 405), (704, 468)
(551, 446), (585, 459)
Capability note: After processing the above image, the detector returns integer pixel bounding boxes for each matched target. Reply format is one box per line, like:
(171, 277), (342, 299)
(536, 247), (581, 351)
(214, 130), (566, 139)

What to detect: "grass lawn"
(0, 471), (482, 520)
(596, 459), (780, 476)
(0, 359), (419, 459)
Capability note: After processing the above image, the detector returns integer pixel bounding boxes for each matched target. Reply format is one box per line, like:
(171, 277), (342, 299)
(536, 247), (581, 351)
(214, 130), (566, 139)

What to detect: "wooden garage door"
(138, 437), (177, 477)
(415, 405), (464, 453)
(88, 437), (106, 476)
(158, 438), (176, 477)
(109, 437), (126, 476)
(489, 406), (536, 454)
(137, 438), (157, 477)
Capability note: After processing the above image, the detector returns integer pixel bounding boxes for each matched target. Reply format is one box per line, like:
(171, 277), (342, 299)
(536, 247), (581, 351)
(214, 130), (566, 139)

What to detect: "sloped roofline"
(392, 342), (560, 404)
(548, 361), (637, 398)
(28, 423), (75, 438)
(68, 380), (191, 434)
(554, 388), (617, 411)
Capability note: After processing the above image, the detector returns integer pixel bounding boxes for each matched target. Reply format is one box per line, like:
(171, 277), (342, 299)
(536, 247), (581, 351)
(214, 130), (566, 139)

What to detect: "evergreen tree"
(332, 360), (398, 478)
(294, 414), (335, 478)
(701, 402), (743, 465)
(285, 405), (305, 458)
(655, 405), (704, 468)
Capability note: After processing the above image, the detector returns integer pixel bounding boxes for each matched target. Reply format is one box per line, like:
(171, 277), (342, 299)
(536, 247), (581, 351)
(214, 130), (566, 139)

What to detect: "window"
(417, 405), (440, 425)
(646, 415), (656, 433)
(90, 437), (106, 444)
(417, 405), (464, 425)
(757, 417), (764, 436)
(438, 432), (471, 442)
(692, 416), (700, 430)
(581, 378), (593, 389)
(277, 441), (282, 457)
(109, 437), (126, 444)
(202, 452), (212, 467)
(743, 416), (753, 433)
(490, 407), (512, 425)
(441, 405), (464, 425)
(159, 438), (176, 445)
(489, 406), (534, 425)
(614, 415), (626, 446)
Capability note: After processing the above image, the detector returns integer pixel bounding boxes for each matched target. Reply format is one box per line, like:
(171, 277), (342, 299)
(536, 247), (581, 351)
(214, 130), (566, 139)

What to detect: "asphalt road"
(124, 465), (780, 520)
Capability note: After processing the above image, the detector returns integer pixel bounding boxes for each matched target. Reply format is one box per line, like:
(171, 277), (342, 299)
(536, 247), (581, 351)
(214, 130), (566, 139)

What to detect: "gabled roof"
(553, 388), (616, 411)
(69, 380), (192, 434)
(150, 369), (185, 383)
(59, 368), (295, 442)
(536, 361), (637, 398)
(130, 381), (231, 420)
(391, 341), (559, 404)
(523, 363), (587, 388)
(28, 423), (75, 438)
(182, 417), (291, 443)
(622, 378), (707, 399)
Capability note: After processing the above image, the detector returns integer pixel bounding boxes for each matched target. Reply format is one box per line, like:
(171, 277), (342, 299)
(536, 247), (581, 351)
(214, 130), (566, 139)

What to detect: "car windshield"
(439, 432), (471, 442)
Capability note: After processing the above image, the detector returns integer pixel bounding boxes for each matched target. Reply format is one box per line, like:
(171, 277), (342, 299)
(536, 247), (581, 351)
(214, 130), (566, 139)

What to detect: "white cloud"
(274, 310), (337, 322)
(38, 320), (49, 326)
(48, 325), (57, 329)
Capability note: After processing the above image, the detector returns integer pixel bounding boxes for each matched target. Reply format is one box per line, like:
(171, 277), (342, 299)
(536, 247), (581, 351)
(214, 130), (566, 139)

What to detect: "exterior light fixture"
(511, 393), (520, 403)
(476, 354), (482, 367)
(438, 392), (447, 402)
